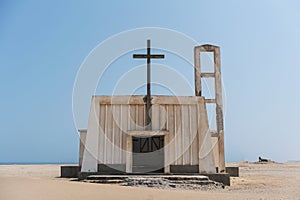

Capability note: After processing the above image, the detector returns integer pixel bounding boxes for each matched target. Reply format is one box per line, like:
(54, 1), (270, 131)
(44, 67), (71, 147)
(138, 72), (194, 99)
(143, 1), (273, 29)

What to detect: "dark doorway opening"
(132, 136), (164, 173)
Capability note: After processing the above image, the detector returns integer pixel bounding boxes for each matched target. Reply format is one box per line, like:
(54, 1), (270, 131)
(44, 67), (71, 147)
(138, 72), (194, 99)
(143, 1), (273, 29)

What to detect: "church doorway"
(132, 136), (164, 173)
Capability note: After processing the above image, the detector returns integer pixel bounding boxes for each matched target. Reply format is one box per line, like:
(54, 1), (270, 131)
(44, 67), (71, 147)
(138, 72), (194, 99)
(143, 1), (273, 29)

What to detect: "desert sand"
(0, 162), (299, 200)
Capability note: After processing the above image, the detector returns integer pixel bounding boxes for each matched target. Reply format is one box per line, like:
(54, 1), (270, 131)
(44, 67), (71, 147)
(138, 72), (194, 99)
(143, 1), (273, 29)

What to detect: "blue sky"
(0, 0), (299, 163)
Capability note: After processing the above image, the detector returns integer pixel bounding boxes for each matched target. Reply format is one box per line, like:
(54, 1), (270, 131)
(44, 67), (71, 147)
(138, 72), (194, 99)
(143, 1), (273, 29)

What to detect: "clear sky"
(1, 0), (299, 164)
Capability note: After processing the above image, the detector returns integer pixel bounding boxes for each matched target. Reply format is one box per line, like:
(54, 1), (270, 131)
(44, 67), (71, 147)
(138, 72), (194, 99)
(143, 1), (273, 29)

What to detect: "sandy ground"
(0, 162), (299, 200)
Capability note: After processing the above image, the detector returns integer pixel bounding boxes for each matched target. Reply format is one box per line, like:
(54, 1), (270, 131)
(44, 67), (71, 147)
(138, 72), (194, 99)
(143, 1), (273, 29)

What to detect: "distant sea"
(0, 162), (78, 165)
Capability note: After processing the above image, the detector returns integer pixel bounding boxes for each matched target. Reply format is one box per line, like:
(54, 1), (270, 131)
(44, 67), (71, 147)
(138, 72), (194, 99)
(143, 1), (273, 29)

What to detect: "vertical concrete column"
(197, 98), (216, 174)
(194, 44), (225, 173)
(213, 47), (225, 173)
(164, 134), (170, 173)
(194, 47), (201, 96)
(78, 129), (87, 167)
(126, 135), (132, 173)
(81, 97), (100, 172)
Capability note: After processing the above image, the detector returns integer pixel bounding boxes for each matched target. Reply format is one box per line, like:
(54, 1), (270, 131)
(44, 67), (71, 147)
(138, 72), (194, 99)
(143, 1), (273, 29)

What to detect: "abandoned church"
(62, 41), (236, 185)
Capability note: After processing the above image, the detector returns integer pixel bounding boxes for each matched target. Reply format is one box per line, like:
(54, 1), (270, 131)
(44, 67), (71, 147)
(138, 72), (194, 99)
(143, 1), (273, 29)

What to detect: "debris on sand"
(122, 177), (225, 190)
(84, 176), (225, 191)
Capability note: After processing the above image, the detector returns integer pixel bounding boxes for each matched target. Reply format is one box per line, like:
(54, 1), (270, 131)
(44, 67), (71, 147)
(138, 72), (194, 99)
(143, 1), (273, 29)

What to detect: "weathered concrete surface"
(98, 164), (126, 173)
(170, 165), (199, 173)
(62, 164), (231, 185)
(60, 166), (79, 178)
(78, 129), (87, 167)
(84, 175), (225, 190)
(225, 167), (239, 177)
(81, 95), (216, 174)
(194, 45), (225, 173)
(205, 173), (230, 186)
(80, 173), (230, 186)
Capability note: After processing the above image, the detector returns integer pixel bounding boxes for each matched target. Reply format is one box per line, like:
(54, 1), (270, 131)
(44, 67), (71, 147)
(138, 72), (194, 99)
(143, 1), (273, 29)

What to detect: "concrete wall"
(81, 95), (216, 174)
(79, 130), (87, 167)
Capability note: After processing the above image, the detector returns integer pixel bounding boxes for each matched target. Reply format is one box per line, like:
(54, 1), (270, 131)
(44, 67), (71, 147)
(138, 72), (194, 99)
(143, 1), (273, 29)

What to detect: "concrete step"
(84, 179), (125, 184)
(132, 165), (164, 173)
(86, 174), (209, 181)
(83, 175), (223, 190)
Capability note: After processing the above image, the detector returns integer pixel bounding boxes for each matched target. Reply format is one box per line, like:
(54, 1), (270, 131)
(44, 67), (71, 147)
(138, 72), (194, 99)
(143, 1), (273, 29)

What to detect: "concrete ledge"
(98, 164), (126, 173)
(170, 165), (239, 178)
(127, 130), (169, 137)
(78, 172), (99, 180)
(170, 165), (198, 173)
(226, 167), (239, 177)
(78, 172), (230, 185)
(216, 166), (239, 177)
(63, 164), (231, 185)
(60, 166), (79, 178)
(205, 173), (230, 186)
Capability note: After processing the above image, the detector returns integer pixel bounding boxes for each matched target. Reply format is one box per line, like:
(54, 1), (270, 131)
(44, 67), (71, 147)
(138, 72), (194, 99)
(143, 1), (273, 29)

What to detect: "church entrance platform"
(61, 165), (234, 185)
(77, 173), (230, 186)
(77, 171), (230, 186)
(61, 165), (235, 186)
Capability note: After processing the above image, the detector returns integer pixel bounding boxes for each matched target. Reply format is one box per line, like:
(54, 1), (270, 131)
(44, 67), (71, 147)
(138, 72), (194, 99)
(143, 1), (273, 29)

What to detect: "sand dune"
(0, 162), (299, 200)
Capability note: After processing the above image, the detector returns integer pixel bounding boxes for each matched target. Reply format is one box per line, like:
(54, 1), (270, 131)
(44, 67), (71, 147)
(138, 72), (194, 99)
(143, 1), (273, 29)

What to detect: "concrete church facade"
(79, 44), (225, 176)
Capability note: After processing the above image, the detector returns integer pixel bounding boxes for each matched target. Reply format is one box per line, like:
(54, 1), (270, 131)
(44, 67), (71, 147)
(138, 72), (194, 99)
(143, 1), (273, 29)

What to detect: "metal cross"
(133, 40), (165, 129)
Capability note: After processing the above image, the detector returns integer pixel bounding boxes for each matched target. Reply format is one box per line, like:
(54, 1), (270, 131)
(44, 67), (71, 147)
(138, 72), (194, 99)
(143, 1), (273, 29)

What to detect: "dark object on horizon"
(259, 157), (269, 162)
